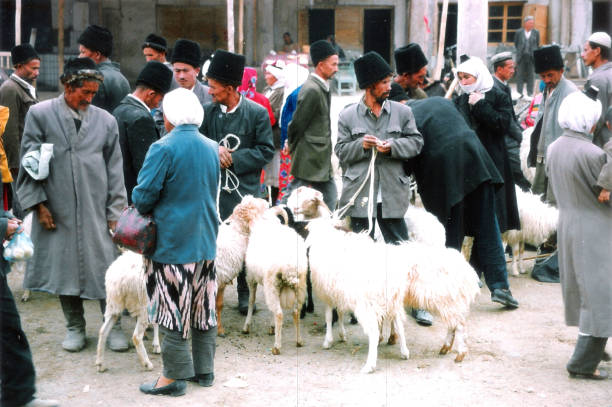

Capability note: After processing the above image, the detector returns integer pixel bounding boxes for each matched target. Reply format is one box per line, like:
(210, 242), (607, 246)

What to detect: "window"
(488, 2), (524, 45)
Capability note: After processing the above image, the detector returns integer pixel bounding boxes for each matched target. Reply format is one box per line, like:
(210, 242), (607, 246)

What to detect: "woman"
(262, 63), (285, 204)
(133, 88), (220, 396)
(546, 90), (611, 380)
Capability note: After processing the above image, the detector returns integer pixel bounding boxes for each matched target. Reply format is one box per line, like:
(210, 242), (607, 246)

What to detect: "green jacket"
(287, 75), (333, 182)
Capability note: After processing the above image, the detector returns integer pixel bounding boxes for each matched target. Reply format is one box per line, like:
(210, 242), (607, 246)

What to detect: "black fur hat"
(136, 61), (173, 94)
(206, 49), (245, 86)
(171, 39), (202, 68)
(354, 51), (393, 89)
(142, 33), (167, 53)
(389, 81), (409, 102)
(78, 25), (113, 57)
(534, 45), (564, 73)
(310, 40), (337, 67)
(11, 44), (39, 65)
(394, 43), (428, 74)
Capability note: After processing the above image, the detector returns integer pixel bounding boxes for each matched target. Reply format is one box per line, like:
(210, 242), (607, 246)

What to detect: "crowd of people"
(0, 18), (611, 405)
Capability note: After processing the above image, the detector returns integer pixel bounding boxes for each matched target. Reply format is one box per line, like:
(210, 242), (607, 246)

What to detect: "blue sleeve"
(132, 142), (170, 215)
(280, 88), (300, 148)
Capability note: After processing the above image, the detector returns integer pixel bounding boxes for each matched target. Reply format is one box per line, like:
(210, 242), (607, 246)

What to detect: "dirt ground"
(7, 256), (611, 407)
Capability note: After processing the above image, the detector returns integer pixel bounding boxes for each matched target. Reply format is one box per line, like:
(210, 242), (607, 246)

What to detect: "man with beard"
(393, 43), (428, 100)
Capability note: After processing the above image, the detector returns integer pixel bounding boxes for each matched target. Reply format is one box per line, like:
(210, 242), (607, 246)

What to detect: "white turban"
(162, 87), (204, 127)
(558, 91), (602, 134)
(266, 65), (285, 82)
(456, 57), (494, 94)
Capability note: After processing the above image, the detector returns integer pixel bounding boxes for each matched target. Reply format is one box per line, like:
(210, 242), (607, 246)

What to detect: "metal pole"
(433, 0), (449, 81)
(227, 0), (235, 52)
(58, 0), (65, 76)
(15, 0), (22, 45)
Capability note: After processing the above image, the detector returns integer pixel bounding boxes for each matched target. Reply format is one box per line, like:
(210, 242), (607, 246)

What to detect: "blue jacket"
(280, 86), (301, 149)
(133, 124), (220, 264)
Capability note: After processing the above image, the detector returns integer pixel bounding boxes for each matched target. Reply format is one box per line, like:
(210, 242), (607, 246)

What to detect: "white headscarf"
(162, 87), (204, 127)
(456, 57), (494, 94)
(558, 91), (602, 134)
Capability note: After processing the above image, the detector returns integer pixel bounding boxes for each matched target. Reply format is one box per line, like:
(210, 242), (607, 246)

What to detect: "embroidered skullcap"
(588, 32), (612, 49)
(60, 57), (104, 85)
(490, 51), (513, 66)
(524, 15), (534, 22)
(162, 87), (204, 127)
(558, 91), (602, 134)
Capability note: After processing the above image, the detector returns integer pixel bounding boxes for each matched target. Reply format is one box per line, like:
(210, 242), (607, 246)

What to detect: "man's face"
(173, 62), (199, 89)
(317, 55), (339, 80)
(539, 69), (564, 89)
(369, 75), (392, 104)
(395, 65), (427, 90)
(264, 72), (277, 87)
(78, 45), (102, 64)
(207, 78), (234, 105)
(143, 89), (164, 109)
(524, 20), (535, 31)
(581, 41), (599, 67)
(143, 47), (166, 63)
(15, 59), (41, 83)
(496, 60), (515, 82)
(64, 80), (99, 111)
(283, 34), (291, 44)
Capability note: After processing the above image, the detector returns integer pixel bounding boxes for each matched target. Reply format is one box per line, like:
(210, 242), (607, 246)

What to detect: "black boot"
(59, 295), (86, 352)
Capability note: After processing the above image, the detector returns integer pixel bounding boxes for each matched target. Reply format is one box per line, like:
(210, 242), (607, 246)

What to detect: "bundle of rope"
(216, 133), (242, 224)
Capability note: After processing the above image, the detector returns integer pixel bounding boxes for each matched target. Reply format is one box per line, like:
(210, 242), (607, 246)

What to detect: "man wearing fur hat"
(582, 32), (612, 147)
(170, 39), (212, 106)
(200, 49), (274, 314)
(142, 33), (171, 67)
(78, 25), (130, 113)
(285, 39), (339, 211)
(514, 16), (540, 97)
(16, 58), (127, 353)
(393, 43), (428, 100)
(528, 45), (577, 201)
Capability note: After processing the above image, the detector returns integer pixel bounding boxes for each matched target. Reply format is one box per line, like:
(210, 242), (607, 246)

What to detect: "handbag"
(112, 206), (157, 256)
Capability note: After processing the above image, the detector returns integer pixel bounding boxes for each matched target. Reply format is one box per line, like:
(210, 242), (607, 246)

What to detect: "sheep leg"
(440, 328), (456, 356)
(95, 314), (118, 372)
(305, 268), (314, 312)
(241, 281), (257, 334)
(272, 310), (283, 355)
(511, 242), (520, 276)
(151, 323), (160, 354)
(393, 313), (409, 360)
(21, 289), (31, 302)
(133, 314), (153, 370)
(337, 311), (347, 342)
(357, 309), (379, 374)
(293, 303), (303, 348)
(216, 283), (226, 337)
(322, 306), (334, 349)
(453, 323), (467, 363)
(518, 241), (527, 274)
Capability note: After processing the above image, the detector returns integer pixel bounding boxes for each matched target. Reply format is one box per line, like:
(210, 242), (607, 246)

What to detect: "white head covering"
(265, 65), (285, 83)
(456, 56), (494, 94)
(588, 32), (612, 49)
(283, 62), (309, 95)
(162, 87), (204, 127)
(558, 91), (602, 134)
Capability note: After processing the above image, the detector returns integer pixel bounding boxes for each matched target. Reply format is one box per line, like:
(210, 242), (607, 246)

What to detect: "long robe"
(16, 95), (126, 299)
(546, 131), (612, 337)
(585, 61), (612, 147)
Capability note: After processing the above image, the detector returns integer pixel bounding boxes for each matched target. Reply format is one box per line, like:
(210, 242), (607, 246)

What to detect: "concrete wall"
(457, 0), (488, 61)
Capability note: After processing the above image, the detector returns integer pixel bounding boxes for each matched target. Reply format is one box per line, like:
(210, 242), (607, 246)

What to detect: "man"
(285, 40), (339, 211)
(528, 45), (577, 201)
(403, 96), (519, 309)
(514, 16), (540, 97)
(393, 43), (428, 100)
(16, 58), (127, 352)
(78, 25), (130, 113)
(200, 49), (274, 314)
(491, 51), (531, 191)
(281, 32), (299, 53)
(171, 39), (212, 106)
(142, 33), (171, 68)
(582, 32), (612, 147)
(113, 61), (173, 204)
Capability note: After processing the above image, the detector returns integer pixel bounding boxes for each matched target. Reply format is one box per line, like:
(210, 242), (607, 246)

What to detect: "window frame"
(487, 2), (525, 45)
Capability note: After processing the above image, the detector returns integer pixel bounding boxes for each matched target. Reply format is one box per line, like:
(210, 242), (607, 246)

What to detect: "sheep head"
(228, 195), (269, 234)
(286, 186), (332, 220)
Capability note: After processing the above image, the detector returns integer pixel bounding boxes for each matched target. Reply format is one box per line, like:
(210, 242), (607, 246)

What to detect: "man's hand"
(5, 219), (20, 240)
(37, 203), (56, 230)
(282, 141), (290, 155)
(376, 140), (392, 154)
(362, 134), (379, 150)
(107, 220), (117, 233)
(219, 145), (233, 169)
(598, 188), (610, 203)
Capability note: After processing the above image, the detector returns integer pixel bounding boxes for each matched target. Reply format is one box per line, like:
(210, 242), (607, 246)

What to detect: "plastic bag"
(3, 227), (34, 262)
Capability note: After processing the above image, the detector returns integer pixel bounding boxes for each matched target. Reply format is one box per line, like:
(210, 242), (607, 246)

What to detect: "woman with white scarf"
(262, 63), (286, 203)
(454, 57), (520, 309)
(546, 89), (612, 380)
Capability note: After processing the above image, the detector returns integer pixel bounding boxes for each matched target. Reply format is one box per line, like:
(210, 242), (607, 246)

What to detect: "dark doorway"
(0, 0), (53, 52)
(592, 1), (612, 34)
(364, 9), (392, 63)
(439, 3), (458, 49)
(309, 9), (335, 43)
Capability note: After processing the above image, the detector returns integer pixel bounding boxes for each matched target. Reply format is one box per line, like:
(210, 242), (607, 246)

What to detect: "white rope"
(334, 148), (378, 235)
(217, 133), (242, 223)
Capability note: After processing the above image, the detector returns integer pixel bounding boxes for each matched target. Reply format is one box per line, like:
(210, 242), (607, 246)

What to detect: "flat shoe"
(139, 378), (186, 396)
(568, 369), (608, 380)
(186, 373), (214, 387)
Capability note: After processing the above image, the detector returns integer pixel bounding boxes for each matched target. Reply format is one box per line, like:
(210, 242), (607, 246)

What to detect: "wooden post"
(58, 0), (65, 76)
(15, 0), (22, 45)
(238, 0), (244, 54)
(227, 0), (235, 52)
(433, 0), (449, 81)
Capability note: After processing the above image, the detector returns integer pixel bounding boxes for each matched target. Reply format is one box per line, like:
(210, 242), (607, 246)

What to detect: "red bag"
(112, 206), (157, 256)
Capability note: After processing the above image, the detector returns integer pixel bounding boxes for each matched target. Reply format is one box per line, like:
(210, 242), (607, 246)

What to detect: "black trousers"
(350, 203), (409, 244)
(0, 271), (36, 407)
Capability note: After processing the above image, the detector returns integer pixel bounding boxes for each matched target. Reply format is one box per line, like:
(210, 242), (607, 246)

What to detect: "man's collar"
(494, 75), (507, 85)
(311, 73), (329, 92)
(358, 97), (390, 116)
(10, 73), (36, 98)
(220, 95), (242, 114)
(128, 93), (151, 113)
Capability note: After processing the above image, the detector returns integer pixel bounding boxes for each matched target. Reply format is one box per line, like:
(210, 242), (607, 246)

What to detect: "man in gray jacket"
(582, 32), (612, 147)
(514, 16), (540, 96)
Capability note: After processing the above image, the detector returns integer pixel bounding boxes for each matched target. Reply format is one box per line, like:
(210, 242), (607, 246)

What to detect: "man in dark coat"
(514, 16), (540, 96)
(113, 61), (173, 204)
(393, 44), (428, 100)
(404, 96), (519, 309)
(200, 49), (274, 313)
(285, 40), (339, 210)
(491, 51), (531, 191)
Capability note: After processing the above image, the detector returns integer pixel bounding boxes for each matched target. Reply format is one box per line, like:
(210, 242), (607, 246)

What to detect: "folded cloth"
(22, 143), (54, 180)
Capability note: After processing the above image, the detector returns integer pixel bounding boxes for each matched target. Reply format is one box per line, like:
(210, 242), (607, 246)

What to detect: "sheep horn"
(268, 205), (289, 225)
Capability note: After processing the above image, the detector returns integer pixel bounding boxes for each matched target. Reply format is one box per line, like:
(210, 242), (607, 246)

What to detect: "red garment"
(238, 67), (276, 126)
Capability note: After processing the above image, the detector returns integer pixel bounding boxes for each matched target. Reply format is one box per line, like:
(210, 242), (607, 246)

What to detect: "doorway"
(308, 9), (335, 43)
(363, 9), (392, 63)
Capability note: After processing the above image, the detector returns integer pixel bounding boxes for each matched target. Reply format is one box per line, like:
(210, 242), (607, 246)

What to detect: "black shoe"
(410, 308), (433, 326)
(568, 368), (608, 380)
(491, 288), (519, 309)
(139, 378), (186, 396)
(186, 373), (214, 387)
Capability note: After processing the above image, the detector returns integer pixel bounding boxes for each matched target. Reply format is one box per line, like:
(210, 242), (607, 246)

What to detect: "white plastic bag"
(3, 227), (34, 262)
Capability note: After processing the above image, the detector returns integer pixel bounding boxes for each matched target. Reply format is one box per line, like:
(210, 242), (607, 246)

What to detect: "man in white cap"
(582, 32), (612, 147)
(514, 16), (540, 96)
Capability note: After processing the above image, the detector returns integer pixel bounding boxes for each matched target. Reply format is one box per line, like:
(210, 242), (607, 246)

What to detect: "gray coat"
(336, 100), (423, 218)
(514, 28), (540, 63)
(93, 60), (130, 113)
(585, 61), (612, 147)
(16, 95), (127, 299)
(546, 131), (612, 337)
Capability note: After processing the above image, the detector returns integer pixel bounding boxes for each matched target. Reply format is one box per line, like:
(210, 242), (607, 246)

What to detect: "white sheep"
(215, 195), (269, 337)
(404, 205), (446, 247)
(95, 250), (159, 373)
(520, 126), (535, 185)
(242, 204), (308, 355)
(502, 186), (558, 275)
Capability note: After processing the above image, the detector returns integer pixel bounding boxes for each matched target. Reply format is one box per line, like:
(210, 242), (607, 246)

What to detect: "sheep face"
(286, 186), (329, 220)
(228, 195), (269, 234)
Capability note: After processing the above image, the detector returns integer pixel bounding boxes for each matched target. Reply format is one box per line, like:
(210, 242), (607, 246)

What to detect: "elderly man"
(201, 49), (274, 314)
(491, 51), (531, 191)
(514, 16), (540, 97)
(582, 32), (612, 148)
(393, 43), (428, 100)
(16, 58), (127, 352)
(528, 45), (577, 201)
(285, 40), (339, 211)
